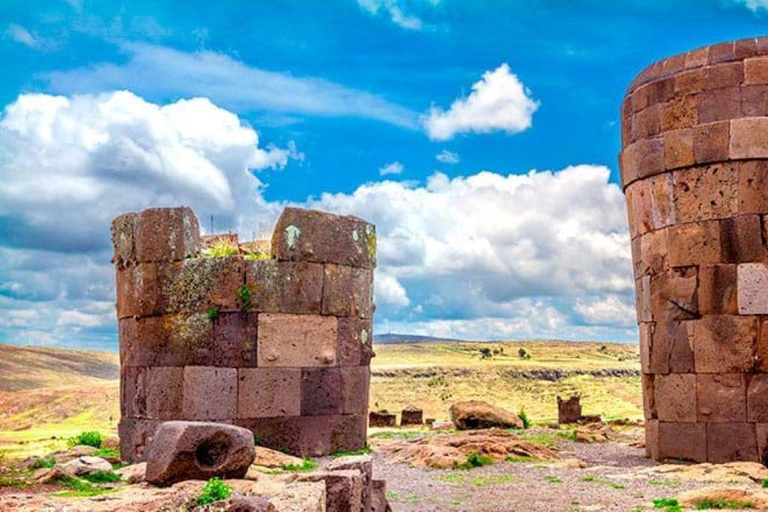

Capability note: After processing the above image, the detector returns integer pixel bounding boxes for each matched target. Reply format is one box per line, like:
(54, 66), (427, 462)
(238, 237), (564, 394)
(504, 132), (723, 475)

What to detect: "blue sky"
(1, 0), (767, 350)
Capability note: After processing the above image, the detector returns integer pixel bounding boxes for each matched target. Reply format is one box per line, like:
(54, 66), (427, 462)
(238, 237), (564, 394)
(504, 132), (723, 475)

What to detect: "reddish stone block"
(145, 367), (183, 420)
(295, 470), (363, 512)
(337, 317), (374, 366)
(672, 163), (739, 223)
(271, 207), (376, 269)
(758, 37), (768, 55)
(111, 212), (138, 268)
(625, 179), (653, 238)
(164, 258), (245, 314)
(745, 56), (768, 84)
(668, 221), (722, 267)
(721, 215), (763, 263)
(639, 323), (652, 373)
(707, 423), (758, 462)
(736, 38), (758, 59)
(674, 69), (707, 95)
(650, 267), (698, 322)
(116, 263), (161, 319)
(119, 418), (160, 463)
(748, 375), (768, 422)
(648, 317), (694, 373)
(633, 104), (661, 139)
(698, 87), (741, 123)
(658, 422), (706, 461)
(698, 264), (738, 315)
(257, 313), (338, 367)
(631, 137), (666, 181)
(738, 160), (768, 214)
(662, 55), (686, 77)
(121, 366), (147, 418)
(182, 366), (237, 420)
(697, 373), (747, 423)
(326, 455), (374, 512)
(664, 129), (694, 170)
(119, 314), (216, 367)
(322, 265), (374, 318)
(649, 174), (676, 228)
(756, 319), (768, 372)
(212, 312), (257, 367)
(245, 260), (323, 314)
(693, 315), (757, 373)
(341, 366), (370, 414)
(693, 121), (730, 164)
(655, 374), (696, 422)
(709, 42), (736, 64)
(631, 84), (652, 112)
(741, 85), (768, 116)
(302, 368), (343, 416)
(686, 47), (709, 68)
(737, 263), (768, 314)
(731, 117), (768, 159)
(707, 62), (743, 89)
(635, 275), (652, 323)
(757, 423), (768, 464)
(642, 374), (656, 419)
(134, 207), (200, 263)
(237, 368), (301, 418)
(645, 419), (659, 460)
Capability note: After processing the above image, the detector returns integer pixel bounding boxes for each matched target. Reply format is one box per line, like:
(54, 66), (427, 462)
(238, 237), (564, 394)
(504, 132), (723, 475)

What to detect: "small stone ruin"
(621, 37), (768, 462)
(111, 206), (376, 462)
(400, 405), (424, 426)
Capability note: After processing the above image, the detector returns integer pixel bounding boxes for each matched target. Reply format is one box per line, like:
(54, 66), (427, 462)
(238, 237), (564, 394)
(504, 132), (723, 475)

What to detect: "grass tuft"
(694, 499), (755, 510)
(82, 471), (120, 484)
(203, 239), (239, 258)
(333, 444), (373, 457)
(455, 451), (494, 470)
(197, 477), (232, 506)
(281, 459), (318, 472)
(67, 431), (103, 449)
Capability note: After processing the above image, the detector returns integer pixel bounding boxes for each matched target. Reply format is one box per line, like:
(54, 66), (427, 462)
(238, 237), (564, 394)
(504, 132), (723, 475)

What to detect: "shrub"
(67, 431), (103, 449)
(333, 444), (373, 457)
(92, 448), (119, 460)
(28, 457), (56, 470)
(236, 285), (252, 310)
(762, 478), (768, 488)
(517, 408), (531, 429)
(203, 239), (238, 258)
(456, 451), (494, 470)
(281, 459), (318, 472)
(197, 477), (232, 506)
(653, 498), (681, 511)
(694, 499), (755, 509)
(206, 307), (220, 320)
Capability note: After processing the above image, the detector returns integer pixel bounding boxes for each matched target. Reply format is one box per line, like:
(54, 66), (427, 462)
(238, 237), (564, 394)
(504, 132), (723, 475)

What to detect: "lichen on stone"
(284, 225), (301, 249)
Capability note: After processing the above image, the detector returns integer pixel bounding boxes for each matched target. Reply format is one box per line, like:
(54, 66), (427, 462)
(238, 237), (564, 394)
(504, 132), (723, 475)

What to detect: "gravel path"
(372, 434), (719, 511)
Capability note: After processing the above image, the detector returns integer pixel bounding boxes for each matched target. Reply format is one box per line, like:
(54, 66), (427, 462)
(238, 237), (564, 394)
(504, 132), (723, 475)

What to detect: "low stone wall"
(112, 206), (376, 462)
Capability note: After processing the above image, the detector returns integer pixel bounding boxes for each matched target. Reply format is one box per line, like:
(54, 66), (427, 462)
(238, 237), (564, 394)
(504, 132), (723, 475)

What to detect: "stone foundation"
(621, 37), (768, 462)
(112, 206), (376, 462)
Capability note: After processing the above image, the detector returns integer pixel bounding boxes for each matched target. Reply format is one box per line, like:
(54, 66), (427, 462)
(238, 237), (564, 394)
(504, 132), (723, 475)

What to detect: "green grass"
(236, 285), (252, 310)
(281, 459), (318, 472)
(244, 251), (269, 261)
(206, 307), (220, 320)
(27, 456), (56, 470)
(582, 475), (625, 490)
(92, 447), (119, 459)
(66, 431), (103, 449)
(455, 451), (494, 470)
(649, 479), (681, 488)
(369, 430), (430, 440)
(653, 498), (682, 511)
(197, 477), (232, 506)
(470, 474), (518, 487)
(203, 239), (239, 258)
(51, 474), (114, 498)
(82, 471), (120, 484)
(0, 469), (31, 488)
(694, 499), (755, 510)
(332, 444), (373, 457)
(518, 408), (531, 429)
(763, 477), (768, 488)
(545, 475), (562, 484)
(504, 455), (539, 463)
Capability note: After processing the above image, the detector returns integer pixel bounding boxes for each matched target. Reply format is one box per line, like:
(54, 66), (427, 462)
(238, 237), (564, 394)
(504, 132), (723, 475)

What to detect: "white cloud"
(738, 0), (768, 11)
(435, 149), (459, 164)
(356, 0), (439, 30)
(574, 295), (636, 327)
(376, 272), (411, 307)
(44, 42), (420, 129)
(5, 24), (39, 48)
(424, 64), (540, 141)
(379, 161), (404, 176)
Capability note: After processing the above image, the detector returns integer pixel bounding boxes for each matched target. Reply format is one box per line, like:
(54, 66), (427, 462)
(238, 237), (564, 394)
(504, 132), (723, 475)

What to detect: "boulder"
(296, 470), (363, 512)
(268, 482), (326, 512)
(60, 456), (113, 476)
(449, 401), (523, 430)
(253, 446), (304, 469)
(33, 465), (70, 484)
(116, 462), (147, 484)
(144, 421), (255, 487)
(326, 455), (373, 512)
(229, 495), (274, 511)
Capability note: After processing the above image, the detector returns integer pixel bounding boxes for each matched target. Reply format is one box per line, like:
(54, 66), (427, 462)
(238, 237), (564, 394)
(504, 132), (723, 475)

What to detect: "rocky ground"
(4, 422), (768, 511)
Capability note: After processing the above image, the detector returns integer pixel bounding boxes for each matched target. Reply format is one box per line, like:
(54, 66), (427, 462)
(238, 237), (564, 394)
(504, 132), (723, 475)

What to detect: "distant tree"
(480, 347), (493, 359)
(518, 348), (531, 360)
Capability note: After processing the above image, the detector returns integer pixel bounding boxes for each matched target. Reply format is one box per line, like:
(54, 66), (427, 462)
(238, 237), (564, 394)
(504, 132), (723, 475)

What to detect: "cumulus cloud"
(5, 24), (39, 48)
(379, 161), (404, 176)
(356, 0), (439, 30)
(424, 64), (539, 141)
(44, 42), (420, 129)
(435, 149), (459, 164)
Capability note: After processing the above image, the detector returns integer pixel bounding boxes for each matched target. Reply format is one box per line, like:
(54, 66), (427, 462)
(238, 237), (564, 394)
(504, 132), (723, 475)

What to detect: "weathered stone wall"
(111, 206), (376, 462)
(621, 38), (768, 463)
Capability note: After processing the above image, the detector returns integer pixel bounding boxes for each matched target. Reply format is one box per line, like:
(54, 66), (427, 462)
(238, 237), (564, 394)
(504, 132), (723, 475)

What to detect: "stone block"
(145, 367), (184, 420)
(674, 68), (707, 95)
(322, 265), (374, 318)
(122, 366), (147, 418)
(693, 315), (757, 373)
(672, 163), (738, 223)
(741, 85), (768, 116)
(182, 366), (238, 421)
(664, 129), (694, 169)
(134, 207), (200, 263)
(296, 470), (363, 512)
(341, 366), (370, 415)
(649, 174), (676, 228)
(745, 56), (768, 84)
(698, 264), (738, 315)
(738, 160), (768, 214)
(244, 260), (323, 314)
(623, 138), (665, 184)
(625, 179), (653, 238)
(645, 419), (659, 460)
(111, 212), (138, 268)
(707, 61), (743, 89)
(401, 406), (424, 426)
(658, 422), (706, 462)
(756, 319), (768, 372)
(668, 221), (721, 267)
(696, 373), (747, 423)
(272, 207), (376, 269)
(116, 263), (162, 319)
(257, 313), (338, 367)
(698, 87), (741, 123)
(238, 368), (301, 418)
(648, 317), (694, 373)
(693, 121), (730, 164)
(635, 275), (652, 323)
(325, 455), (373, 512)
(655, 374), (696, 422)
(642, 374), (656, 419)
(302, 368), (343, 416)
(707, 423), (758, 463)
(709, 41), (736, 64)
(119, 418), (160, 463)
(119, 314), (216, 367)
(633, 229), (669, 278)
(686, 46), (710, 67)
(369, 410), (397, 427)
(758, 423), (768, 464)
(650, 267), (698, 322)
(633, 104), (661, 139)
(337, 317), (374, 366)
(660, 95), (697, 131)
(736, 38), (759, 59)
(639, 323), (652, 373)
(164, 257), (245, 314)
(212, 312), (257, 367)
(737, 263), (768, 314)
(721, 215), (763, 263)
(748, 375), (768, 422)
(731, 117), (768, 159)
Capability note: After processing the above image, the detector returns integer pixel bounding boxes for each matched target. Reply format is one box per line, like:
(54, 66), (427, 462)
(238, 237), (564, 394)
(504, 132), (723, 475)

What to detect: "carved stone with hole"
(144, 421), (255, 486)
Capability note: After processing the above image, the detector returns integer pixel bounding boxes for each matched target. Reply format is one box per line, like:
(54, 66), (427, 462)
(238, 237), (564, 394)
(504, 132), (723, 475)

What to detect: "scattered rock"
(574, 425), (610, 444)
(642, 461), (768, 484)
(369, 410), (397, 427)
(267, 482), (326, 512)
(116, 462), (146, 484)
(326, 455), (373, 511)
(296, 470), (362, 512)
(371, 479), (392, 512)
(400, 405), (423, 426)
(229, 495), (274, 511)
(60, 456), (113, 476)
(676, 487), (768, 509)
(33, 465), (70, 484)
(449, 400), (523, 430)
(383, 429), (557, 469)
(253, 446), (304, 469)
(144, 421), (256, 487)
(432, 421), (453, 430)
(550, 458), (588, 469)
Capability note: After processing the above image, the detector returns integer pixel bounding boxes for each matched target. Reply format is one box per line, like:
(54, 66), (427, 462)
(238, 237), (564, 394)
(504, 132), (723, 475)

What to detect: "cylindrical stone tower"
(621, 37), (768, 463)
(111, 206), (375, 462)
